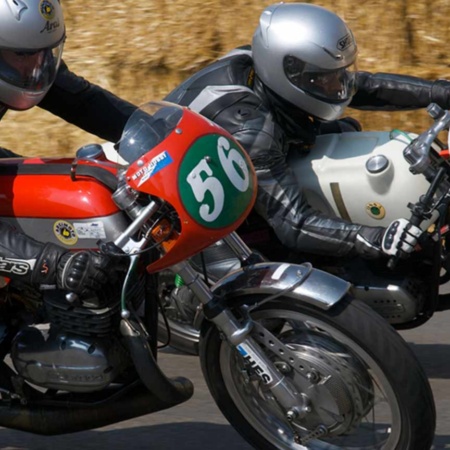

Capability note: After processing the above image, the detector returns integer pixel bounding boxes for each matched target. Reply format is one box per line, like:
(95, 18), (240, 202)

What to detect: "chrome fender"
(197, 262), (351, 337)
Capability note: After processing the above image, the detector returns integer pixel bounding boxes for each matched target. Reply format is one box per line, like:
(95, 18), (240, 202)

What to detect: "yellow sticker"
(39, 0), (56, 21)
(53, 220), (78, 246)
(365, 202), (386, 220)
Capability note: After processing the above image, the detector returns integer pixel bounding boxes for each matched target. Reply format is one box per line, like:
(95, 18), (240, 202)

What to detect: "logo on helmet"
(337, 34), (353, 51)
(39, 0), (61, 33)
(39, 0), (55, 21)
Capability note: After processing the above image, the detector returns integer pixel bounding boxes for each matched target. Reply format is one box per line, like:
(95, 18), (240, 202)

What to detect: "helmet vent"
(7, 0), (28, 20)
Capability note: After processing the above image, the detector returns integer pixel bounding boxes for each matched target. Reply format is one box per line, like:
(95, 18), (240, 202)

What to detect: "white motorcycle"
(158, 103), (450, 357)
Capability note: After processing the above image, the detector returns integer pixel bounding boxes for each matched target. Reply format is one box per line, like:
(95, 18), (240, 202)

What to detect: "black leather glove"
(355, 219), (422, 259)
(32, 243), (121, 296)
(56, 250), (114, 295)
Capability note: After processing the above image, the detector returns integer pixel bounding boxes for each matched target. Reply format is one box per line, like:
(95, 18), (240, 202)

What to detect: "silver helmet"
(0, 0), (65, 110)
(252, 3), (358, 121)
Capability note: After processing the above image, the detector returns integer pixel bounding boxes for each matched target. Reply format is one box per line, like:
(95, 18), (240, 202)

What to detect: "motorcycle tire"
(200, 294), (435, 449)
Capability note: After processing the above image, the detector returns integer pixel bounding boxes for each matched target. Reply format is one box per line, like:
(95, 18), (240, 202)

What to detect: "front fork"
(170, 257), (310, 417)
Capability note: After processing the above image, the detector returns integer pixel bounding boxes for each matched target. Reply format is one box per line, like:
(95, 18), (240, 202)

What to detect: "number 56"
(186, 137), (250, 223)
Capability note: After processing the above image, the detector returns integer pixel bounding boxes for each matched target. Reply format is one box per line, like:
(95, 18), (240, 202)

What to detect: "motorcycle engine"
(11, 326), (127, 393)
(10, 280), (145, 392)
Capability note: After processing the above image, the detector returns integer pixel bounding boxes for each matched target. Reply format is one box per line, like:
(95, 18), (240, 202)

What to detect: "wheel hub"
(277, 329), (375, 436)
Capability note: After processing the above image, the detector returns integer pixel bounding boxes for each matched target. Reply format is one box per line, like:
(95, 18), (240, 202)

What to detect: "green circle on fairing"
(178, 134), (254, 229)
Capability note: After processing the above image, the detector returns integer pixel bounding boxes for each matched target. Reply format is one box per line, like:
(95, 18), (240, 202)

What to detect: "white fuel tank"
(288, 131), (430, 227)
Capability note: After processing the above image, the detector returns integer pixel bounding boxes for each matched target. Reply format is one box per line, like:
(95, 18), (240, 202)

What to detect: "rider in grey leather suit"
(0, 0), (136, 293)
(165, 2), (448, 261)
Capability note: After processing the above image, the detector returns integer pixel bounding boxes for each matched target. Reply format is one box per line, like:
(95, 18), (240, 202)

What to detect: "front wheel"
(200, 295), (435, 449)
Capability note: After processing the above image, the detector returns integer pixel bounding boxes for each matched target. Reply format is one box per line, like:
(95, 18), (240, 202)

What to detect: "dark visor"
(283, 55), (357, 102)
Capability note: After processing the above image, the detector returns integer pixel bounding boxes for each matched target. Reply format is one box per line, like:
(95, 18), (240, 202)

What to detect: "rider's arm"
(220, 103), (384, 259)
(38, 60), (137, 143)
(350, 71), (450, 111)
(0, 220), (116, 294)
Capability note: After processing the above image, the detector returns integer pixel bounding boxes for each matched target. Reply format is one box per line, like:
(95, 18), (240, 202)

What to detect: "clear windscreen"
(117, 102), (184, 164)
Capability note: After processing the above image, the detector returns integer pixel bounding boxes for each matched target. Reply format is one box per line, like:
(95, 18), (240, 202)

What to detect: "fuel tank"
(0, 157), (128, 249)
(288, 131), (430, 227)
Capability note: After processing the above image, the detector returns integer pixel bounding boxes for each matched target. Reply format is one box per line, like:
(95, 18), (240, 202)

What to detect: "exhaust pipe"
(0, 318), (195, 435)
(0, 379), (193, 435)
(120, 318), (194, 404)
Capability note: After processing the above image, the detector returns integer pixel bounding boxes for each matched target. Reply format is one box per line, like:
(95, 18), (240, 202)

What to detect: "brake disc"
(250, 321), (374, 436)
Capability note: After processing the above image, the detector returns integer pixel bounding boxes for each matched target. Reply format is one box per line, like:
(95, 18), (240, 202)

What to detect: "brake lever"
(387, 169), (446, 270)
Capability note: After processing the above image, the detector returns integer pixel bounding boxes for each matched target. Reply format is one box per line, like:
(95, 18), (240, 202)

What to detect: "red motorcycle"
(0, 101), (435, 449)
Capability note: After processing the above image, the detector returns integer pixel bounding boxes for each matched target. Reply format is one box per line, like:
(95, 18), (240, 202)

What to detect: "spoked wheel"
(200, 295), (435, 449)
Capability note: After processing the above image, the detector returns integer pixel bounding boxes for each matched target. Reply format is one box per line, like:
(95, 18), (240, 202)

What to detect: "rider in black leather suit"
(0, 1), (136, 294)
(165, 3), (449, 261)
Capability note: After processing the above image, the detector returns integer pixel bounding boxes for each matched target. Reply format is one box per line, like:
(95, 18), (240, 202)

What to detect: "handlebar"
(404, 104), (450, 175)
(387, 104), (450, 270)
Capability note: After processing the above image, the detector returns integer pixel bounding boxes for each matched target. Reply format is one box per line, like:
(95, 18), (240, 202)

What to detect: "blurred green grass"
(4, 0), (450, 156)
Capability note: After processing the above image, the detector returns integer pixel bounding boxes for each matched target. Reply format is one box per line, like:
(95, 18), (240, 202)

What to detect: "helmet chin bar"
(0, 79), (46, 110)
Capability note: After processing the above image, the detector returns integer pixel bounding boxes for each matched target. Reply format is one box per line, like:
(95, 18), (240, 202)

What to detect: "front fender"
(195, 262), (351, 331)
(211, 262), (350, 308)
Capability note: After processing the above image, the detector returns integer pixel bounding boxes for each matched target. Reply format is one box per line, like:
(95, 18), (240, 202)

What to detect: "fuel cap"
(366, 154), (389, 174)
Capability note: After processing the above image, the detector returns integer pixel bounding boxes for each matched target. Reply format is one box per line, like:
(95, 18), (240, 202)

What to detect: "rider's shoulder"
(219, 45), (253, 61)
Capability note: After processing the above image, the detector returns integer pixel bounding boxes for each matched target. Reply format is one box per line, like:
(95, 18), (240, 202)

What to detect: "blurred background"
(4, 0), (450, 156)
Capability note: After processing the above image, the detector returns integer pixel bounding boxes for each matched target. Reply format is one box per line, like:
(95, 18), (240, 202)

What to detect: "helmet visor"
(0, 40), (64, 92)
(283, 56), (357, 103)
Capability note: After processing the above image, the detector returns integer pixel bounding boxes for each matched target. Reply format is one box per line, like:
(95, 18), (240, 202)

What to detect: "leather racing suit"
(165, 47), (450, 258)
(0, 60), (136, 285)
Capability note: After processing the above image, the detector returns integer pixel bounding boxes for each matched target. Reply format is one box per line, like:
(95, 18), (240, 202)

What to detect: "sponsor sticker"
(132, 150), (173, 187)
(366, 201), (386, 220)
(73, 221), (107, 240)
(39, 0), (61, 33)
(53, 220), (78, 246)
(337, 33), (353, 51)
(39, 0), (55, 20)
(237, 343), (273, 384)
